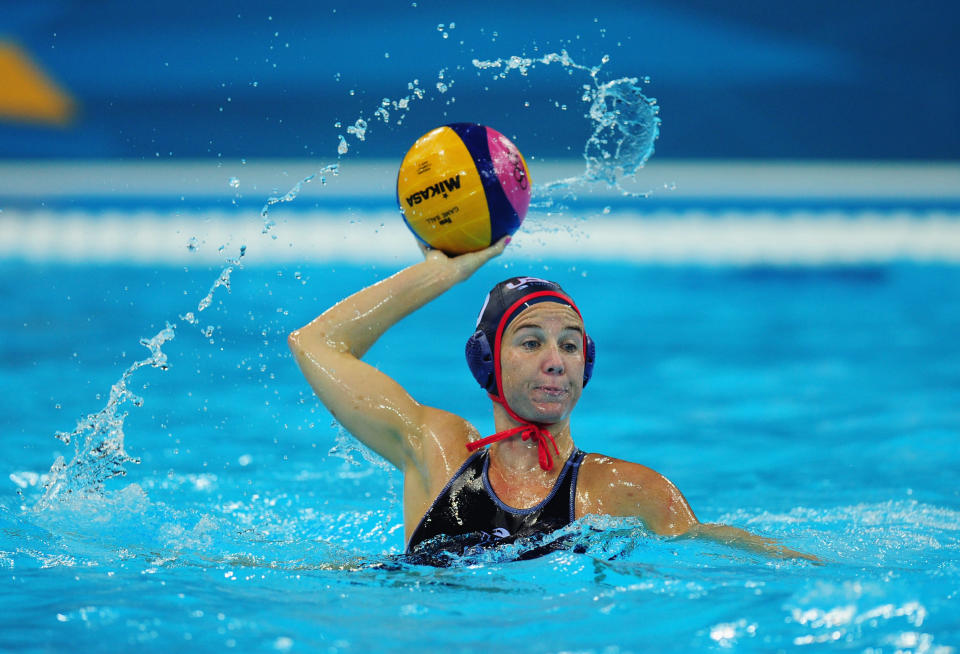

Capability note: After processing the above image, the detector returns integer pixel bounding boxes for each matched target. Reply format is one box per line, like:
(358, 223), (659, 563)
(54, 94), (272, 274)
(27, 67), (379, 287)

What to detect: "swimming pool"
(2, 160), (959, 652)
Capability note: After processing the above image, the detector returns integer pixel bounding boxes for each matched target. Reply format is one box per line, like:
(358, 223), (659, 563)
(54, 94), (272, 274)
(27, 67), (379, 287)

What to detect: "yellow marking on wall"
(0, 41), (76, 126)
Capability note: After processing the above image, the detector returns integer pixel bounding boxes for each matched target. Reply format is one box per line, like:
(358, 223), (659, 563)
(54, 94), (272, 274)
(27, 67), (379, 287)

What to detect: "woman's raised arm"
(287, 241), (506, 470)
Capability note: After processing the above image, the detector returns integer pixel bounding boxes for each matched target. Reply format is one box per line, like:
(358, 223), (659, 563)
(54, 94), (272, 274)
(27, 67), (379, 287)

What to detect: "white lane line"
(3, 209), (960, 264)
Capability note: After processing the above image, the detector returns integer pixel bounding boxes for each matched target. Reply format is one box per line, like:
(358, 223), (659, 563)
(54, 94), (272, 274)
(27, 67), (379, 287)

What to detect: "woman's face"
(498, 302), (585, 425)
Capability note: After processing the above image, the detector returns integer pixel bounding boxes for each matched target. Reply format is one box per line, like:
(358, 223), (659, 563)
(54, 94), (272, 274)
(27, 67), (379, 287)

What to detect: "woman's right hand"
(423, 235), (511, 284)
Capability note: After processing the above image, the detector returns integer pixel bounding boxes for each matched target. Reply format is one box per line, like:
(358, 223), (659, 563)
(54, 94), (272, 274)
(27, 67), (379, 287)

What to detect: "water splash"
(259, 69), (446, 234)
(197, 244), (246, 312)
(473, 50), (660, 203)
(37, 238), (254, 511)
(258, 71), (440, 234)
(37, 323), (177, 510)
(346, 118), (368, 141)
(435, 68), (451, 94)
(35, 64), (461, 511)
(405, 514), (653, 567)
(325, 425), (402, 548)
(581, 76), (660, 187)
(328, 424), (392, 473)
(260, 165), (338, 237)
(34, 50), (658, 520)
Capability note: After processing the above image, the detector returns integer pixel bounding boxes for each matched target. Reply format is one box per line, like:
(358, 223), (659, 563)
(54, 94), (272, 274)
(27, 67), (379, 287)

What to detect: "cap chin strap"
(465, 394), (560, 471)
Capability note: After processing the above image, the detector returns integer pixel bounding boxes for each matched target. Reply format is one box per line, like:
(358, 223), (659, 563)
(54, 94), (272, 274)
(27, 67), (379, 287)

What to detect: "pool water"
(2, 252), (958, 652)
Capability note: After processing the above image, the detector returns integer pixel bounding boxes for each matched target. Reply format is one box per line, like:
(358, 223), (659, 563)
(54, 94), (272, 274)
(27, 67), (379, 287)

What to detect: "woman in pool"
(289, 238), (815, 561)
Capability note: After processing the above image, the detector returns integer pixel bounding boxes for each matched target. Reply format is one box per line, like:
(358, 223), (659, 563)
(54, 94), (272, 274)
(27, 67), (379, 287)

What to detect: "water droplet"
(346, 118), (368, 141)
(228, 176), (240, 189)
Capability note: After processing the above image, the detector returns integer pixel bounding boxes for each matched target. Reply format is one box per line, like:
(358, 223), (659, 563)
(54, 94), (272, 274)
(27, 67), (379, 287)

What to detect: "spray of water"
(473, 50), (660, 204)
(197, 245), (247, 312)
(35, 49), (657, 516)
(33, 76), (434, 510)
(260, 166), (339, 238)
(37, 323), (176, 509)
(258, 73), (436, 237)
(36, 235), (254, 509)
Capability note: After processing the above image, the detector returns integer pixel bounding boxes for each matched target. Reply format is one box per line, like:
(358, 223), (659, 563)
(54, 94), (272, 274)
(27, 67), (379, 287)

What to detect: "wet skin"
(289, 243), (819, 561)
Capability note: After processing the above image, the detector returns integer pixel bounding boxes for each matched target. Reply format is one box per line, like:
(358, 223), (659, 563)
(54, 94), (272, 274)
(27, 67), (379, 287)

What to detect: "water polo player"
(288, 240), (816, 562)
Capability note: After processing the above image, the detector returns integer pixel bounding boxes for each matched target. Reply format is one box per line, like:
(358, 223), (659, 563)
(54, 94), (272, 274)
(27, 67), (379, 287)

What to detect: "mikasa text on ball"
(396, 123), (531, 255)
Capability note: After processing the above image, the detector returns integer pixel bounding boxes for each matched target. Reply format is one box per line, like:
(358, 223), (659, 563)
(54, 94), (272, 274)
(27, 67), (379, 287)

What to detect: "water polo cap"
(464, 277), (596, 470)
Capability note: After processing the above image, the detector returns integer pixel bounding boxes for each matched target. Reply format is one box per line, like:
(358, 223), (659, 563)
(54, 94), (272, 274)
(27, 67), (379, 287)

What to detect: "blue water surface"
(2, 255), (959, 652)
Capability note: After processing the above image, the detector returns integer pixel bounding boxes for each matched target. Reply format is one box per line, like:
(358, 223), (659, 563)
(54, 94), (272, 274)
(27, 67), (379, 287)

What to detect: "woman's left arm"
(583, 456), (819, 561)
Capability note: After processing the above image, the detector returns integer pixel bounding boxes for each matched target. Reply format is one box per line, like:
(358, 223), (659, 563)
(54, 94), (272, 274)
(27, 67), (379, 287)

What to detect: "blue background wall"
(1, 0), (957, 160)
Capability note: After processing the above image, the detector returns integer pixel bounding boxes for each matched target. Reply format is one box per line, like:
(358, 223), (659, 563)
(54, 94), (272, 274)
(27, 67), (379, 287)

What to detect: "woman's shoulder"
(578, 452), (666, 485)
(576, 452), (695, 532)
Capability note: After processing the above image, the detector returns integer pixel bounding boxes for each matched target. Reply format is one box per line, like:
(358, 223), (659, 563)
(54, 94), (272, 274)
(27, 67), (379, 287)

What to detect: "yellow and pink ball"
(396, 123), (531, 255)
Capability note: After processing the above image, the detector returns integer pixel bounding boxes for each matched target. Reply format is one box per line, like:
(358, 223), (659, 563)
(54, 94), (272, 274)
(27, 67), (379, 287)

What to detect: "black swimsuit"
(405, 447), (586, 561)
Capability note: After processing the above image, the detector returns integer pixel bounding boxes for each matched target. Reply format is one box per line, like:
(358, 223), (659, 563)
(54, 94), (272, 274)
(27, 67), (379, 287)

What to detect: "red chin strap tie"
(465, 396), (560, 471)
